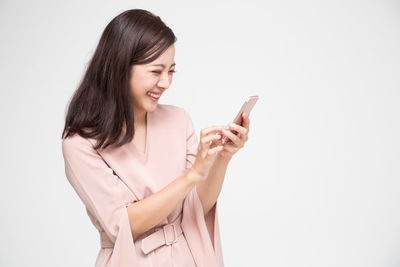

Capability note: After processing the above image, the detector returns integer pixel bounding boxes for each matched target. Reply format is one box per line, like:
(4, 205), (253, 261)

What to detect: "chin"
(147, 102), (158, 111)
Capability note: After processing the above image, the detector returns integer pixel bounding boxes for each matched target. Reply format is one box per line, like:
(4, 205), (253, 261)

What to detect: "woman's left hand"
(212, 112), (250, 158)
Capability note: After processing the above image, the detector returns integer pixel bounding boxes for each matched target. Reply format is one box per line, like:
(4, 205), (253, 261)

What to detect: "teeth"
(147, 92), (160, 98)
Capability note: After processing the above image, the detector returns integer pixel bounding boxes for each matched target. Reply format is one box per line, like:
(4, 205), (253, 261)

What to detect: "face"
(129, 44), (176, 115)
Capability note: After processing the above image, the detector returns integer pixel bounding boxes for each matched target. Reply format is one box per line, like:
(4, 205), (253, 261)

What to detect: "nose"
(157, 72), (172, 89)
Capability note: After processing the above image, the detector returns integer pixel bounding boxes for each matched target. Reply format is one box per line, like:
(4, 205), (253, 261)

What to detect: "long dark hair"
(61, 9), (176, 150)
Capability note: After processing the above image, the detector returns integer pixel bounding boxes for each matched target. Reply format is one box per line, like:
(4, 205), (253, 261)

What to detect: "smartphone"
(221, 95), (259, 144)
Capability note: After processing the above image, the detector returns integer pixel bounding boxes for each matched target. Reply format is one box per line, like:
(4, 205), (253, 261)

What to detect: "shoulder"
(155, 103), (190, 120)
(61, 133), (97, 158)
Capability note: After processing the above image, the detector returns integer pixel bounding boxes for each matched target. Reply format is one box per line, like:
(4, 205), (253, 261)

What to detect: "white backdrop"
(1, 0), (399, 266)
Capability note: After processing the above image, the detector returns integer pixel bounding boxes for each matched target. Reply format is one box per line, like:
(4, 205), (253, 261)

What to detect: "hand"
(190, 125), (226, 182)
(217, 112), (250, 158)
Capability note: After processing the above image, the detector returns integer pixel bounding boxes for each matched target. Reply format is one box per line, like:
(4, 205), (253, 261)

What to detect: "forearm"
(196, 154), (231, 216)
(126, 169), (199, 240)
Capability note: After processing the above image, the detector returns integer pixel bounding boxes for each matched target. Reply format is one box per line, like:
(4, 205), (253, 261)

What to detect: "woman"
(61, 9), (250, 267)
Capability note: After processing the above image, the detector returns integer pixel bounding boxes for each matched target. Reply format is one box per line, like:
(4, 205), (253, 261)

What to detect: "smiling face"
(129, 44), (176, 118)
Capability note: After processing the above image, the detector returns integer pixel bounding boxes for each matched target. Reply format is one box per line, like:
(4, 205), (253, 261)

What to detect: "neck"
(134, 108), (147, 127)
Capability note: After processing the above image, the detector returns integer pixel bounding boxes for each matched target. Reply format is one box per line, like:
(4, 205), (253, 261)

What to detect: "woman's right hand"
(189, 125), (228, 183)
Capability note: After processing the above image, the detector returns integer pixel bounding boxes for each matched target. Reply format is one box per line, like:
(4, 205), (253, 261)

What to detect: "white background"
(1, 0), (399, 266)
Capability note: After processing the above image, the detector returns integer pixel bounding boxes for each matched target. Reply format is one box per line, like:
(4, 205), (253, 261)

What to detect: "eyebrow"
(151, 63), (176, 68)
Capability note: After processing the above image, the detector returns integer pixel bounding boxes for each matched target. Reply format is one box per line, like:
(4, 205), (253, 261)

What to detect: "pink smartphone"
(221, 95), (259, 144)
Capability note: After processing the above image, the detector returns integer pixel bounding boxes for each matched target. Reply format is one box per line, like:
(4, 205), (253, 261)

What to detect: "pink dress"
(61, 104), (224, 267)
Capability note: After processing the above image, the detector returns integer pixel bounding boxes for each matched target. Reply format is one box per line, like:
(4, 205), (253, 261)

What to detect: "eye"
(152, 70), (176, 74)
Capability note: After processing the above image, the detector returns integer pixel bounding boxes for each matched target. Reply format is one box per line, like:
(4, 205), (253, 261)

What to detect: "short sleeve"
(61, 135), (136, 244)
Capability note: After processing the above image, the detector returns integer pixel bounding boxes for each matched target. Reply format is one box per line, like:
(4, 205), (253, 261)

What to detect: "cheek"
(144, 77), (158, 89)
(130, 75), (157, 94)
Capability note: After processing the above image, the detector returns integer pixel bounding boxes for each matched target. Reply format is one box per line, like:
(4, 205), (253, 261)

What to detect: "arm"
(127, 169), (200, 240)
(62, 134), (203, 244)
(196, 112), (251, 216)
(196, 154), (232, 216)
(181, 107), (232, 217)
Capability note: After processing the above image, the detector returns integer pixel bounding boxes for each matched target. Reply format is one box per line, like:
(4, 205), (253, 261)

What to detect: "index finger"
(200, 125), (227, 137)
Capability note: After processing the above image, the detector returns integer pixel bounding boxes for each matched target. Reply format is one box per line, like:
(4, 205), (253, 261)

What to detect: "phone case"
(221, 95), (258, 144)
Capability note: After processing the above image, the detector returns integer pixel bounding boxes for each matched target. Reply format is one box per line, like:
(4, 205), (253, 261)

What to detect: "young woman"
(61, 9), (250, 267)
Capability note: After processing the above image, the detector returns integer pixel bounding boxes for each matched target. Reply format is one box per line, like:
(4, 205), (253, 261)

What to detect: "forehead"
(148, 45), (175, 67)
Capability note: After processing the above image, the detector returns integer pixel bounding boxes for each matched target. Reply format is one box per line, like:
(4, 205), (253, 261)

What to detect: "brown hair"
(61, 9), (177, 150)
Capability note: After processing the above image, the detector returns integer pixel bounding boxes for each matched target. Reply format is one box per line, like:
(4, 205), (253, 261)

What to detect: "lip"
(147, 91), (162, 96)
(148, 95), (159, 102)
(147, 92), (160, 102)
